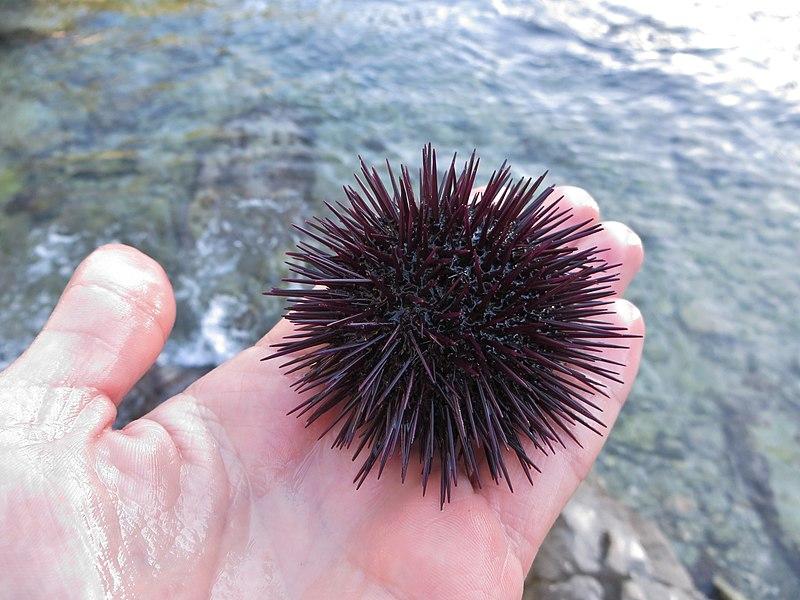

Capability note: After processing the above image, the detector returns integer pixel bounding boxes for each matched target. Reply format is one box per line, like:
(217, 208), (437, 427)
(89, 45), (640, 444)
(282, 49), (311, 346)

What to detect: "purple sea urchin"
(267, 144), (630, 506)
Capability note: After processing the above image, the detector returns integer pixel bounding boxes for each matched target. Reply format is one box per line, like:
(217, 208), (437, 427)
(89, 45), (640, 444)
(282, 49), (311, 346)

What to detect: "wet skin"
(0, 186), (644, 599)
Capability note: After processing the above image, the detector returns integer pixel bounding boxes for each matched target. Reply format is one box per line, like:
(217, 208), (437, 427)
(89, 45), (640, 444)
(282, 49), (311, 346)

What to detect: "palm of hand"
(0, 187), (643, 600)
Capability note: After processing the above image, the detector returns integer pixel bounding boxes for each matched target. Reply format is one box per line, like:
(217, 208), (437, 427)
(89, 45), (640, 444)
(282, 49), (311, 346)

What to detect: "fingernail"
(81, 245), (162, 292)
(625, 228), (642, 248)
(616, 298), (642, 323)
(557, 186), (599, 211)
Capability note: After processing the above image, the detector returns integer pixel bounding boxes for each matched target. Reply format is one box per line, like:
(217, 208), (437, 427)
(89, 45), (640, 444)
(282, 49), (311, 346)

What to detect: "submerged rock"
(678, 299), (735, 337)
(712, 575), (750, 600)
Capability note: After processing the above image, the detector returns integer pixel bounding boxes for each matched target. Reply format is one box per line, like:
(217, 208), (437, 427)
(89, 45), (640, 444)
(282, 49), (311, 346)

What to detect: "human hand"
(0, 186), (643, 599)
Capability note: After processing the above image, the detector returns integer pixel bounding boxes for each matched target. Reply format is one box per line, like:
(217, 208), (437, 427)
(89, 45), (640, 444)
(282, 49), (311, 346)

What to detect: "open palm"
(0, 186), (643, 599)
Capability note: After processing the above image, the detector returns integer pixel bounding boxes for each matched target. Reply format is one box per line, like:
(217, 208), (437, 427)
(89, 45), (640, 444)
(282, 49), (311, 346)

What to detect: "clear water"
(1, 1), (799, 596)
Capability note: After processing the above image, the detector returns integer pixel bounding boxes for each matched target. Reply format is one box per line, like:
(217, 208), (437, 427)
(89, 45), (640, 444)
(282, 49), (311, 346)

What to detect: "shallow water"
(1, 0), (799, 596)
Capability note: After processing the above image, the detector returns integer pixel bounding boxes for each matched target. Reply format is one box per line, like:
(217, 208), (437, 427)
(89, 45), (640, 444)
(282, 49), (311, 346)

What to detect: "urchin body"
(268, 145), (627, 505)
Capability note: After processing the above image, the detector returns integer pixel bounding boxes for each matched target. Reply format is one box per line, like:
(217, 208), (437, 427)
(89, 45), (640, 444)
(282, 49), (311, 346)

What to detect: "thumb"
(2, 244), (175, 421)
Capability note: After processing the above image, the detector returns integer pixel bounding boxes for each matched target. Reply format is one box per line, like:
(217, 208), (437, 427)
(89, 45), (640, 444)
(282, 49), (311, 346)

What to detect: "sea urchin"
(267, 144), (629, 506)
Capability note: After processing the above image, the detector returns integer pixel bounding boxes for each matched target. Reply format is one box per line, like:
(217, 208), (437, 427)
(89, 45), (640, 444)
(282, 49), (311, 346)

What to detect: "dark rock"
(532, 574), (604, 600)
(525, 479), (704, 599)
(712, 575), (749, 600)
